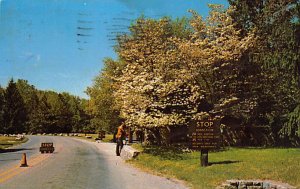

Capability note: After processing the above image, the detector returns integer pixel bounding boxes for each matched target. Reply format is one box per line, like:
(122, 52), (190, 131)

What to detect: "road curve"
(0, 136), (188, 189)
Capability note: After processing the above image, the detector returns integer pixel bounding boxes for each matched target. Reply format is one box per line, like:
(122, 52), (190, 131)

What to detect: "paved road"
(0, 136), (188, 189)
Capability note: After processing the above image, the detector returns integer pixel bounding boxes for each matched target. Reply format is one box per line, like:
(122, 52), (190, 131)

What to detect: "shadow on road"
(0, 148), (35, 154)
(208, 160), (241, 166)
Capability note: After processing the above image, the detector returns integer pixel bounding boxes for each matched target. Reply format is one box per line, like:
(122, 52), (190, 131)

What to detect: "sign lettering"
(189, 117), (220, 150)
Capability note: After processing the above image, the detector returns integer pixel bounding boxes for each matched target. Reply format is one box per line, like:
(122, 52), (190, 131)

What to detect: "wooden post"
(128, 127), (133, 143)
(141, 129), (145, 143)
(200, 149), (209, 167)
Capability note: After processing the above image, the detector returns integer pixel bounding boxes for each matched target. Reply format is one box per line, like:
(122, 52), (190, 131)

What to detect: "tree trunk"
(159, 127), (171, 145)
(152, 128), (161, 145)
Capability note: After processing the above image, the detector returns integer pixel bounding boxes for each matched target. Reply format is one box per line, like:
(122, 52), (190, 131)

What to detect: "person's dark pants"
(116, 138), (124, 156)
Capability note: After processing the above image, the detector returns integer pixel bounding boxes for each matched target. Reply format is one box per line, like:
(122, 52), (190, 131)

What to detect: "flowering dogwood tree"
(179, 5), (257, 120)
(113, 5), (257, 144)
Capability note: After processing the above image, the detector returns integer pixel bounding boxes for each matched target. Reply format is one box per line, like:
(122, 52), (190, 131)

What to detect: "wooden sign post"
(189, 117), (220, 167)
(128, 127), (133, 143)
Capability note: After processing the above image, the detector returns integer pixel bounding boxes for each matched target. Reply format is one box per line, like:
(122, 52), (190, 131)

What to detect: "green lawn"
(129, 145), (300, 189)
(0, 136), (28, 149)
(101, 134), (114, 142)
(70, 133), (114, 143)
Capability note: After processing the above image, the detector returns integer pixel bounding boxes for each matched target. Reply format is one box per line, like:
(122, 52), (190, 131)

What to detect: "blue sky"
(0, 0), (228, 98)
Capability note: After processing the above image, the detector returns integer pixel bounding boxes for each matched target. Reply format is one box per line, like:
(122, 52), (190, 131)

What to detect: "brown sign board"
(189, 117), (221, 150)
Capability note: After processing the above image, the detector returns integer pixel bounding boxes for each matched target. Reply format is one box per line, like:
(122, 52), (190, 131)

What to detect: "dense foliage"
(87, 2), (300, 146)
(228, 0), (300, 145)
(86, 58), (124, 133)
(0, 79), (90, 134)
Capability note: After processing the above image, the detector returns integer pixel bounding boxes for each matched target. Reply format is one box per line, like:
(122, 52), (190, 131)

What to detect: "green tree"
(72, 98), (90, 133)
(43, 91), (71, 133)
(3, 79), (27, 134)
(61, 92), (89, 133)
(16, 79), (39, 132)
(228, 0), (300, 82)
(27, 93), (46, 133)
(228, 0), (300, 145)
(86, 58), (124, 133)
(26, 90), (89, 134)
(0, 86), (4, 133)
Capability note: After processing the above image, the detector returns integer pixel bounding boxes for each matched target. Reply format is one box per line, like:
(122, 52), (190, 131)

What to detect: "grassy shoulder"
(0, 136), (28, 150)
(129, 144), (300, 189)
(69, 133), (114, 143)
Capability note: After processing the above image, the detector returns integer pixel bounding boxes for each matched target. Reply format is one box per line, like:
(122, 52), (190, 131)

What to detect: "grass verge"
(70, 133), (114, 143)
(0, 136), (28, 150)
(129, 144), (300, 189)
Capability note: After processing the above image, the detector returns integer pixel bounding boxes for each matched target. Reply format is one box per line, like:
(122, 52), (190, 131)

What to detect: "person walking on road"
(116, 122), (127, 156)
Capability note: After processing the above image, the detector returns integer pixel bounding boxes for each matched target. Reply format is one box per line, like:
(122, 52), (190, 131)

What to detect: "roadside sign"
(188, 116), (221, 167)
(189, 117), (221, 150)
(40, 142), (55, 153)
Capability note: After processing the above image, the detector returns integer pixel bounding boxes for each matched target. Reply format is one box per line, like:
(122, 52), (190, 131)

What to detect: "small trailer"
(40, 142), (55, 153)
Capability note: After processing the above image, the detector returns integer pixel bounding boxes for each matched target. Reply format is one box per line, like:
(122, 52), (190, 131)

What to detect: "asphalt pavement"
(0, 135), (188, 189)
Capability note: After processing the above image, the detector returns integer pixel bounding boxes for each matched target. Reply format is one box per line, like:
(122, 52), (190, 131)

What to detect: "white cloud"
(21, 52), (41, 64)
